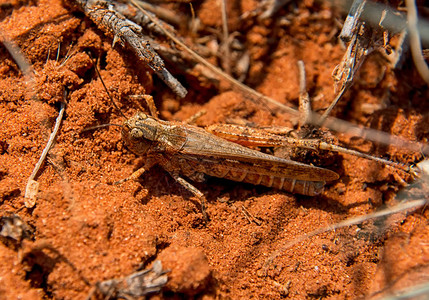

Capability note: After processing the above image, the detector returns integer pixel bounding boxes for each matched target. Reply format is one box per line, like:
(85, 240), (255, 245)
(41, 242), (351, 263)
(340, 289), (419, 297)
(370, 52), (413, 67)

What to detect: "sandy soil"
(0, 0), (428, 299)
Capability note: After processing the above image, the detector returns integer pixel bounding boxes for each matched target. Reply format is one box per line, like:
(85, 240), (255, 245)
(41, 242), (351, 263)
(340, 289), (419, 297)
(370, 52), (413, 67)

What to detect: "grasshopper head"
(122, 112), (158, 155)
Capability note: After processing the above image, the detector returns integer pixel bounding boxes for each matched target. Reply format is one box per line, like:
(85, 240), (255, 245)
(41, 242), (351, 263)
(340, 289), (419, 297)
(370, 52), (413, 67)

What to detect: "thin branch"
(25, 102), (66, 207)
(297, 60), (310, 127)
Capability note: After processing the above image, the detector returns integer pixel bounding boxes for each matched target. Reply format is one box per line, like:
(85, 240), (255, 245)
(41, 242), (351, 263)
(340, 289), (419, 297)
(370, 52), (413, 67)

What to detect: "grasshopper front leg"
(114, 167), (148, 185)
(113, 155), (159, 185)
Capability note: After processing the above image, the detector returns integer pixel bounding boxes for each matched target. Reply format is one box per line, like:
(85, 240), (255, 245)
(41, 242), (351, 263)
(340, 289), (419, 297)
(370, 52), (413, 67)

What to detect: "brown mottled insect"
(119, 110), (339, 201)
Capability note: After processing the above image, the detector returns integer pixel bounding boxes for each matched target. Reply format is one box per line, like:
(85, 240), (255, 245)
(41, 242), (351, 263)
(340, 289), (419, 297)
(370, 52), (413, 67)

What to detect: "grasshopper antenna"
(82, 123), (123, 132)
(89, 54), (127, 119)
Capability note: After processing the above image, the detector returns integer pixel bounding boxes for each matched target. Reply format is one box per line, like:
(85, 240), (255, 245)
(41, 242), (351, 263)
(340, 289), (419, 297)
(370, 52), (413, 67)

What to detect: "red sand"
(0, 0), (428, 299)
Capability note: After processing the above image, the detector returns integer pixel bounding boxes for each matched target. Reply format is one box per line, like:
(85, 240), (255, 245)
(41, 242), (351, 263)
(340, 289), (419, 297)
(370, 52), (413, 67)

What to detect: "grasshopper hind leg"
(169, 173), (209, 222)
(114, 161), (209, 221)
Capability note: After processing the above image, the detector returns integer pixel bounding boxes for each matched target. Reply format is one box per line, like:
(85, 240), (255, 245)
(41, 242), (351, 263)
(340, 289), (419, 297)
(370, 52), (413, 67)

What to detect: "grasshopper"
(119, 108), (339, 200)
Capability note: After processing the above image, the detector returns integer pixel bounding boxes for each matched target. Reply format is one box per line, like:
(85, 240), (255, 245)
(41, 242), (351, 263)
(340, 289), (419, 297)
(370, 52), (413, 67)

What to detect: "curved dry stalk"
(263, 198), (427, 274)
(406, 0), (429, 85)
(297, 60), (310, 127)
(379, 282), (429, 300)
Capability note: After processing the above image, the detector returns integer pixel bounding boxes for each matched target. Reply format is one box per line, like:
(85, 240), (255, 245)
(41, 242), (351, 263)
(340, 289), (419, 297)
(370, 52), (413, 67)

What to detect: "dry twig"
(69, 0), (187, 98)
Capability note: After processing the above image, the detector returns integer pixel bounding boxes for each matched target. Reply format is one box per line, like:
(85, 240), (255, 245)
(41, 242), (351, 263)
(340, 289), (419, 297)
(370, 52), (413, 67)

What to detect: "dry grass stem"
(405, 0), (429, 85)
(25, 101), (66, 207)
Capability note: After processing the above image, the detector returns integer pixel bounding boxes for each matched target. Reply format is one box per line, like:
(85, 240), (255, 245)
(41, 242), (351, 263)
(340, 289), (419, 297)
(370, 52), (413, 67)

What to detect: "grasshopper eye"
(136, 112), (148, 120)
(130, 128), (143, 139)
